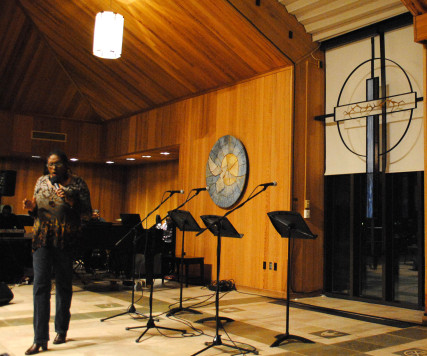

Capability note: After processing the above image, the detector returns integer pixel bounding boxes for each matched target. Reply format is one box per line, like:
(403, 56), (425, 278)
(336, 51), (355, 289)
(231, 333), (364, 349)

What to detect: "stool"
(175, 256), (204, 287)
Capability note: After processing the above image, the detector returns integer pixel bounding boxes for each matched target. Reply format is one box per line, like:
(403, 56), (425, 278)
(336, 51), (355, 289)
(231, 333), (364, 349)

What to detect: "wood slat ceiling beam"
(278, 0), (409, 42)
(401, 0), (427, 15)
(404, 0), (427, 42)
(226, 0), (318, 64)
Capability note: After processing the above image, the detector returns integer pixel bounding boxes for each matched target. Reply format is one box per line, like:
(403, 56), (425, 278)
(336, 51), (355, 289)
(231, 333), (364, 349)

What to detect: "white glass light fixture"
(93, 11), (124, 59)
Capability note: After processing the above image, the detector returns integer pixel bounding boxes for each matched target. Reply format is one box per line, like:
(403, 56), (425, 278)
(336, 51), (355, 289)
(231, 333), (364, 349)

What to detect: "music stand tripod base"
(167, 307), (201, 316)
(101, 304), (146, 322)
(195, 315), (233, 325)
(125, 271), (187, 342)
(126, 316), (186, 343)
(192, 334), (259, 356)
(271, 333), (314, 347)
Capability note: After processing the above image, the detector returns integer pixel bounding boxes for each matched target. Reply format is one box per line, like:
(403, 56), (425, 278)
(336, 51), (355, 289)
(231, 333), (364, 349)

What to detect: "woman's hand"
(56, 184), (74, 206)
(23, 198), (36, 212)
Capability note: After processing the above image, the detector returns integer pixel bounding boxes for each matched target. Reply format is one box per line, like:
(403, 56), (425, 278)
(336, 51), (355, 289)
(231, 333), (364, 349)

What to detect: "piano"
(0, 220), (169, 283)
(80, 222), (165, 279)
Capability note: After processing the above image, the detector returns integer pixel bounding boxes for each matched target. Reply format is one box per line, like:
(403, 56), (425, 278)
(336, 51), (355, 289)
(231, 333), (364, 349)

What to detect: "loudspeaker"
(0, 170), (16, 197)
(0, 282), (14, 305)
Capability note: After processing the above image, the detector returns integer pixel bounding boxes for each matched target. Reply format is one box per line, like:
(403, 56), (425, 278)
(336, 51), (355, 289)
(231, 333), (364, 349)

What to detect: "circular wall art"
(205, 135), (248, 208)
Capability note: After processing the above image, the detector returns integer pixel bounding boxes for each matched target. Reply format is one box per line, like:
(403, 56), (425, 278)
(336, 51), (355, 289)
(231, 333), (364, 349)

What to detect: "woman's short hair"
(47, 149), (69, 167)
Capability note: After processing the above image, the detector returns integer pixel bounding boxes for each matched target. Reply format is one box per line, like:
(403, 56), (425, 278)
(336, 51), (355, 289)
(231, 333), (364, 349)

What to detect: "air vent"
(31, 131), (67, 142)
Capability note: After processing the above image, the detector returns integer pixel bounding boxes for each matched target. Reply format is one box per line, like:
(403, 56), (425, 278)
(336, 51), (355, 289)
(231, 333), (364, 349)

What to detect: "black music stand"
(267, 211), (316, 347)
(166, 210), (202, 316)
(192, 215), (254, 356)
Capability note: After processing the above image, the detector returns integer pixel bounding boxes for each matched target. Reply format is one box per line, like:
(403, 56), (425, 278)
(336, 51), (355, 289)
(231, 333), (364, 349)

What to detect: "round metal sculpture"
(205, 135), (248, 209)
(335, 57), (416, 157)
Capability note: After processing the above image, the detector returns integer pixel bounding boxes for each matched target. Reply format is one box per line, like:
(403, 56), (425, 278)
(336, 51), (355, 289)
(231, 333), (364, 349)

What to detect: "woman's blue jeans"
(32, 246), (73, 344)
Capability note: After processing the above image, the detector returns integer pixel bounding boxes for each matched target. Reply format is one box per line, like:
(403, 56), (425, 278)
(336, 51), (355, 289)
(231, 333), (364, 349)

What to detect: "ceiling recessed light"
(160, 152), (170, 155)
(126, 158), (136, 161)
(31, 155), (41, 159)
(142, 155), (152, 158)
(70, 158), (79, 162)
(106, 161), (114, 164)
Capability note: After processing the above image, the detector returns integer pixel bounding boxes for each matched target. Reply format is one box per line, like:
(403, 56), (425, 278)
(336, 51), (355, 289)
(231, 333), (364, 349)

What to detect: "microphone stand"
(193, 185), (272, 356)
(101, 228), (146, 322)
(125, 191), (187, 342)
(100, 192), (176, 323)
(153, 189), (205, 227)
(148, 188), (205, 288)
(166, 189), (206, 316)
(147, 188), (206, 284)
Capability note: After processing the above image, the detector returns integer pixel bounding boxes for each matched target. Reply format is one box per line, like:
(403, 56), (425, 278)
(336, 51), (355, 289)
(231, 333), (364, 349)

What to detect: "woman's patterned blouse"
(31, 174), (92, 251)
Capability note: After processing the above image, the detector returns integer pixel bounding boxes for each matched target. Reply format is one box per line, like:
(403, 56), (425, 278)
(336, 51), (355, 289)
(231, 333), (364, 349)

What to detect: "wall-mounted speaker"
(0, 170), (16, 197)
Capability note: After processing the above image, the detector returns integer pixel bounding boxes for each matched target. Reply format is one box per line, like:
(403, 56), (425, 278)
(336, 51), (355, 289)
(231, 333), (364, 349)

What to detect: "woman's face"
(47, 154), (67, 180)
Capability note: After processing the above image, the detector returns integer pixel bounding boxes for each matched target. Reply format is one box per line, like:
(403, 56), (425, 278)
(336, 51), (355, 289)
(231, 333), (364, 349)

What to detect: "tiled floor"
(0, 278), (426, 355)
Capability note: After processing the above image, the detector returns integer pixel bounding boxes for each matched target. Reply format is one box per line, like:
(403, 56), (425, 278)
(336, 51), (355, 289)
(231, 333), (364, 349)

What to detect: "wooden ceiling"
(0, 0), (421, 124)
(0, 0), (301, 123)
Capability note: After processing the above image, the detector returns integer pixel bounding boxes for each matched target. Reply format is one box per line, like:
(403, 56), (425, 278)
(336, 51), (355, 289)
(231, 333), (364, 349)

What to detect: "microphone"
(192, 187), (207, 192)
(259, 182), (277, 188)
(49, 176), (60, 190)
(166, 190), (184, 194)
(49, 176), (65, 201)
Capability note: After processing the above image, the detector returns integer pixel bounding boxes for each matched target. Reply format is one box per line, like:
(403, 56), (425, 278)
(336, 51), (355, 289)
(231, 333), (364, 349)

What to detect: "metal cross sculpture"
(329, 35), (421, 220)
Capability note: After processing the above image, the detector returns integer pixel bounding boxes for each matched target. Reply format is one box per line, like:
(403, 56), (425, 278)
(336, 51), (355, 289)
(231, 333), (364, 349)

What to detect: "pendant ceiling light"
(93, 10), (124, 59)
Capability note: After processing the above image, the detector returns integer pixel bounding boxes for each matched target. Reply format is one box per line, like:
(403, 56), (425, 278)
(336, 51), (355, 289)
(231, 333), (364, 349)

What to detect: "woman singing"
(23, 149), (91, 355)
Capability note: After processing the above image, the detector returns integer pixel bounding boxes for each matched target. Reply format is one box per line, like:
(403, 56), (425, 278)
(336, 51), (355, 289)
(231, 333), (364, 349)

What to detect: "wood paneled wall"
(123, 161), (180, 227)
(105, 106), (182, 157)
(0, 111), (103, 160)
(0, 158), (126, 223)
(70, 163), (127, 222)
(0, 158), (44, 212)
(107, 68), (296, 295)
(1, 65), (326, 296)
(292, 54), (325, 293)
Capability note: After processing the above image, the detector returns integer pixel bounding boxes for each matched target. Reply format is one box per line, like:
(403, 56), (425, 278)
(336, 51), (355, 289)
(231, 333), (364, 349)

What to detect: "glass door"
(325, 172), (424, 308)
